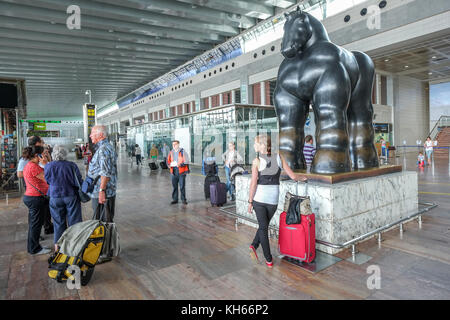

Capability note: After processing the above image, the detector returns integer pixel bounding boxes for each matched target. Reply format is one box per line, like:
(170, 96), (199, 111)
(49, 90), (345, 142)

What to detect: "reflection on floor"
(0, 152), (449, 299)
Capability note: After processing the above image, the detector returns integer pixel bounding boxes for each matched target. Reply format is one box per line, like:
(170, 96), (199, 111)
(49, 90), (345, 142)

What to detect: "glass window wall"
(126, 105), (279, 166)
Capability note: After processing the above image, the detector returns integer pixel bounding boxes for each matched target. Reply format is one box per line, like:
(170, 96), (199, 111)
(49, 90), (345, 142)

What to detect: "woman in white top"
(423, 136), (437, 166)
(247, 134), (307, 268)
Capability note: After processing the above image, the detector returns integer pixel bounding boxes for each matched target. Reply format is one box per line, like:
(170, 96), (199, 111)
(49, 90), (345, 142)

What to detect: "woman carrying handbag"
(22, 145), (52, 255)
(44, 145), (84, 252)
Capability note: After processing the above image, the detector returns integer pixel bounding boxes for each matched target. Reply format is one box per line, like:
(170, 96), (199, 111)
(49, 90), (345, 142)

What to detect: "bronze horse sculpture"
(274, 7), (379, 174)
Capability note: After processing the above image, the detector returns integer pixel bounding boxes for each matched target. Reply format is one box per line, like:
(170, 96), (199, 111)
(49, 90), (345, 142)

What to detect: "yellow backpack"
(48, 223), (105, 286)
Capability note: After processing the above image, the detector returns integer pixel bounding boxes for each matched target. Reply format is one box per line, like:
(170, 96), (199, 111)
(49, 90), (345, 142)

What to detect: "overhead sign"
(83, 103), (96, 142)
(34, 123), (46, 131)
(20, 120), (61, 123)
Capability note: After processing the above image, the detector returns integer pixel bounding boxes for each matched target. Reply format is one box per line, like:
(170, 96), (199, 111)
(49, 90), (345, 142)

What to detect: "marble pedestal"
(235, 171), (418, 254)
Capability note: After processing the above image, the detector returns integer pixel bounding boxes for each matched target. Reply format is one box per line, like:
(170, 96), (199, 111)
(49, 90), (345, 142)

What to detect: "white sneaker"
(33, 247), (51, 255)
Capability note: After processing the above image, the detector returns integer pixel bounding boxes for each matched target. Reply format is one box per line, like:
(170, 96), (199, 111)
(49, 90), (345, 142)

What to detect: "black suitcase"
(204, 175), (220, 199)
(204, 163), (217, 176)
(149, 162), (158, 170)
(160, 161), (168, 169)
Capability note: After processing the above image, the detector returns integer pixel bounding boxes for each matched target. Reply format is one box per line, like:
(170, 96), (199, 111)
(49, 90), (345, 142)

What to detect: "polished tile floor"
(0, 151), (449, 300)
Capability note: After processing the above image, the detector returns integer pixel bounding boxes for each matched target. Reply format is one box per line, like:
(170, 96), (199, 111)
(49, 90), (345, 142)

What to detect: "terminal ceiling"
(372, 34), (450, 84)
(1, 0), (449, 119)
(0, 0), (303, 119)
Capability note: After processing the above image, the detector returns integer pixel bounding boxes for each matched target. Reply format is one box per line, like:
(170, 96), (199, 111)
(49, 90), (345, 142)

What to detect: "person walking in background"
(135, 144), (142, 166)
(161, 142), (171, 163)
(424, 136), (437, 166)
(83, 143), (93, 175)
(222, 142), (243, 201)
(44, 145), (83, 252)
(247, 134), (307, 268)
(22, 145), (51, 255)
(167, 140), (190, 205)
(303, 135), (316, 168)
(150, 144), (159, 162)
(380, 137), (388, 160)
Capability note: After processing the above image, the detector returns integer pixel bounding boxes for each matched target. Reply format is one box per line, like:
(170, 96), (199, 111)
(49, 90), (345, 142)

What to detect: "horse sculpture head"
(281, 6), (329, 59)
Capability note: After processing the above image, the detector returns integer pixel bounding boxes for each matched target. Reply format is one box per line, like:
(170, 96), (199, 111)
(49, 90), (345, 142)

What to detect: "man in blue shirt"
(88, 125), (118, 222)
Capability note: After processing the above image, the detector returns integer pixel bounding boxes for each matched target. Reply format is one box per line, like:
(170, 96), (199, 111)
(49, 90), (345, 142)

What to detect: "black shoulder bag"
(24, 176), (49, 200)
(73, 168), (91, 203)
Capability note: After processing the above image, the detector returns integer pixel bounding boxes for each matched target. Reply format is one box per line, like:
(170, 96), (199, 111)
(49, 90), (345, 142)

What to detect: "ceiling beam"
(0, 46), (187, 67)
(0, 60), (162, 75)
(92, 0), (255, 29)
(2, 0), (239, 36)
(0, 37), (194, 62)
(260, 0), (296, 8)
(0, 68), (155, 82)
(0, 15), (212, 50)
(0, 1), (226, 43)
(175, 0), (274, 19)
(0, 53), (168, 71)
(0, 28), (204, 57)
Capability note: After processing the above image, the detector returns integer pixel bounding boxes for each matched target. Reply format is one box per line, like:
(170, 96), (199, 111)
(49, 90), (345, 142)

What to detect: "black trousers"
(23, 195), (48, 254)
(171, 168), (186, 202)
(251, 201), (278, 262)
(136, 155), (142, 165)
(92, 196), (116, 223)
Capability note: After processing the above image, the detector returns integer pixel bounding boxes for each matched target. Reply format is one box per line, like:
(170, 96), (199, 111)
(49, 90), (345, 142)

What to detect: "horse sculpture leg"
(274, 86), (309, 170)
(311, 66), (352, 174)
(348, 51), (379, 170)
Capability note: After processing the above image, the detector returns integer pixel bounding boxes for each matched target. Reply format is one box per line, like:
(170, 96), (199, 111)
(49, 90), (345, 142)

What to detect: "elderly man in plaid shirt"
(88, 125), (118, 222)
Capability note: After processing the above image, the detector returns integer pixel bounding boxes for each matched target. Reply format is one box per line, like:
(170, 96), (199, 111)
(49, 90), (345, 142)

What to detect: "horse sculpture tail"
(348, 50), (380, 170)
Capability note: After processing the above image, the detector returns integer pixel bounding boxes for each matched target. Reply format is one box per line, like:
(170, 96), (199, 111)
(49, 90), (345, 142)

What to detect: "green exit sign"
(34, 123), (46, 131)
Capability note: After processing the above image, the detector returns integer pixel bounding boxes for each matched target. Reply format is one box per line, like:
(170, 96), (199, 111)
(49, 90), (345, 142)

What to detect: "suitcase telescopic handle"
(92, 201), (108, 221)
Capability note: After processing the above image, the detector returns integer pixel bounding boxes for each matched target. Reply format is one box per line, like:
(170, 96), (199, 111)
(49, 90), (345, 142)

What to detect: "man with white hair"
(87, 125), (118, 262)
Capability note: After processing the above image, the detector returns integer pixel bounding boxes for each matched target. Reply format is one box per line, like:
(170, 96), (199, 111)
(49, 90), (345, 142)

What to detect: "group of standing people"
(18, 125), (118, 262)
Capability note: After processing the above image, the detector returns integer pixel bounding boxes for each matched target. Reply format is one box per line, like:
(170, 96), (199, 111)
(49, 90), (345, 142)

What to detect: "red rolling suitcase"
(278, 211), (316, 263)
(210, 182), (227, 207)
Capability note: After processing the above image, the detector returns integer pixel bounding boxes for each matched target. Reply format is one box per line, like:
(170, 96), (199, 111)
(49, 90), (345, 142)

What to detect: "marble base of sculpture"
(235, 171), (418, 255)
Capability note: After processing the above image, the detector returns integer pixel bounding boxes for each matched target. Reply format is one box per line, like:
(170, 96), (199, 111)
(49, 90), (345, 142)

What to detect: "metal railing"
(395, 145), (450, 158)
(429, 115), (450, 140)
(218, 202), (437, 258)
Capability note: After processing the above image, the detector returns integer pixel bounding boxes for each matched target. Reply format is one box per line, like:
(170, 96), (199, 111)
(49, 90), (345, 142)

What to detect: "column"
(375, 74), (381, 105)
(260, 81), (266, 105)
(240, 76), (249, 104)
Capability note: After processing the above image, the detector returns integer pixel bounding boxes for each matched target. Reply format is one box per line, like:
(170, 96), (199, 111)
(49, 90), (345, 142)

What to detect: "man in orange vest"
(167, 140), (190, 205)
